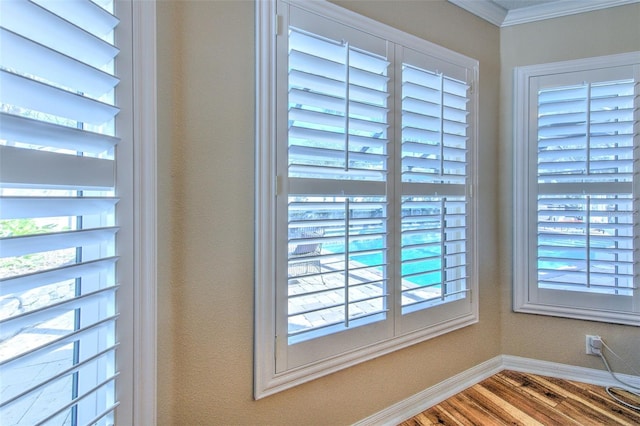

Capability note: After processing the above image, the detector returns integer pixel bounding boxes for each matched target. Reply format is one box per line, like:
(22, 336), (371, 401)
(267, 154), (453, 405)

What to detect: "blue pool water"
(327, 237), (443, 287)
(327, 235), (602, 286)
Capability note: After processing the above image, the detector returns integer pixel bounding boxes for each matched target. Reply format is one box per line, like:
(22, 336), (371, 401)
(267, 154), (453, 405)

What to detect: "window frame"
(255, 0), (478, 398)
(512, 52), (640, 326)
(96, 1), (158, 422)
(128, 0), (158, 423)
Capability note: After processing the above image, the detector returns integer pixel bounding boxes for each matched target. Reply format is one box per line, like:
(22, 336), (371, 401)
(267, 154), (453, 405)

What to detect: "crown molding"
(448, 0), (507, 26)
(503, 0), (640, 26)
(448, 0), (640, 27)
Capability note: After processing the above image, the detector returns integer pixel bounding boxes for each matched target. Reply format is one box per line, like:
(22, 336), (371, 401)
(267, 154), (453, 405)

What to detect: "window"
(0, 0), (156, 424)
(513, 52), (640, 325)
(256, 0), (478, 397)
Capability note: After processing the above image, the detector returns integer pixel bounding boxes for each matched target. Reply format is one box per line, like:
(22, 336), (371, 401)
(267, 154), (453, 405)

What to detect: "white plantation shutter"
(264, 0), (478, 380)
(537, 79), (636, 293)
(0, 0), (125, 424)
(279, 8), (394, 370)
(399, 51), (474, 330)
(514, 53), (640, 325)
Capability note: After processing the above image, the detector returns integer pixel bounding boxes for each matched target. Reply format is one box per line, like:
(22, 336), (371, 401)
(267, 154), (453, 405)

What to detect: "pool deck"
(288, 257), (442, 334)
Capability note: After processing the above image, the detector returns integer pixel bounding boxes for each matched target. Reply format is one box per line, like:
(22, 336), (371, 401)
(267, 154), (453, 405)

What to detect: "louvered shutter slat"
(0, 317), (115, 370)
(0, 145), (114, 189)
(443, 106), (468, 123)
(591, 108), (634, 122)
(30, 0), (119, 36)
(403, 111), (441, 131)
(349, 83), (388, 106)
(289, 69), (345, 98)
(289, 88), (345, 113)
(0, 227), (118, 258)
(346, 134), (388, 152)
(0, 112), (118, 154)
(289, 126), (345, 152)
(443, 119), (467, 135)
(443, 92), (469, 111)
(0, 71), (118, 125)
(539, 134), (585, 149)
(289, 50), (345, 82)
(0, 29), (119, 98)
(1, 197), (118, 219)
(402, 82), (441, 104)
(403, 126), (440, 143)
(0, 286), (117, 340)
(1, 257), (118, 296)
(289, 107), (344, 128)
(403, 97), (441, 117)
(403, 141), (439, 156)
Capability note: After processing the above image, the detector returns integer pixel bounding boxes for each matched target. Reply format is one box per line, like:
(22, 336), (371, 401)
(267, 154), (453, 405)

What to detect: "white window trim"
(255, 0), (479, 399)
(513, 51), (640, 326)
(131, 0), (157, 423)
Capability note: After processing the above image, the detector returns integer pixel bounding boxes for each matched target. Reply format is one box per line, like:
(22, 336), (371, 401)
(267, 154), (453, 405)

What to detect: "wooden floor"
(400, 370), (640, 426)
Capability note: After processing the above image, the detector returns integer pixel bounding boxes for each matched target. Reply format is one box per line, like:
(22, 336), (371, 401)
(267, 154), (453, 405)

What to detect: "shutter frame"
(513, 51), (640, 326)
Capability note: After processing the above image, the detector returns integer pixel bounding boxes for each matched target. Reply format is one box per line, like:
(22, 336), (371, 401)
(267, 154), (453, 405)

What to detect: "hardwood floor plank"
(397, 414), (428, 426)
(497, 370), (566, 408)
(437, 398), (485, 426)
(478, 374), (573, 425)
(555, 395), (636, 426)
(543, 376), (640, 424)
(412, 402), (466, 426)
(462, 386), (532, 425)
(400, 371), (640, 426)
(443, 391), (509, 425)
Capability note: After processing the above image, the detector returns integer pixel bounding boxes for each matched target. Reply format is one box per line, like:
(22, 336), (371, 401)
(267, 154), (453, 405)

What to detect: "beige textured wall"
(499, 5), (640, 368)
(156, 0), (500, 424)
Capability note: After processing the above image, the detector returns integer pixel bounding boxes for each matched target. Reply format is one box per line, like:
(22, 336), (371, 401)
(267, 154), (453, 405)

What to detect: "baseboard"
(353, 356), (503, 426)
(501, 354), (640, 389)
(354, 354), (640, 426)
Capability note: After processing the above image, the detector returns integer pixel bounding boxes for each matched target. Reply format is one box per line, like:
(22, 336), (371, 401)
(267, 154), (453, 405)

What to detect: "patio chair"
(288, 227), (324, 279)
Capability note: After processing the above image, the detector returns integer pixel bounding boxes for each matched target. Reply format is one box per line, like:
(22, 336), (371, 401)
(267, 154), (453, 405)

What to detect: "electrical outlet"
(585, 335), (602, 355)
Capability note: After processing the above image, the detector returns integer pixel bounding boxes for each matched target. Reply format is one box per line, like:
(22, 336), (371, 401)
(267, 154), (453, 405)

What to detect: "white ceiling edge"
(448, 0), (640, 27)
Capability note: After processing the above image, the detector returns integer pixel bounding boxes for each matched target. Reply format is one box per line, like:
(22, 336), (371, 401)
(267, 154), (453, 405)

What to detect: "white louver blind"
(0, 0), (122, 424)
(514, 53), (640, 325)
(536, 78), (638, 296)
(400, 61), (471, 315)
(284, 25), (391, 350)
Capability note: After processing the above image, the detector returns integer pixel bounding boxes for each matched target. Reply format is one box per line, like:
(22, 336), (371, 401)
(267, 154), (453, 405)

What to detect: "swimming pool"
(323, 232), (614, 287)
(322, 234), (445, 287)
